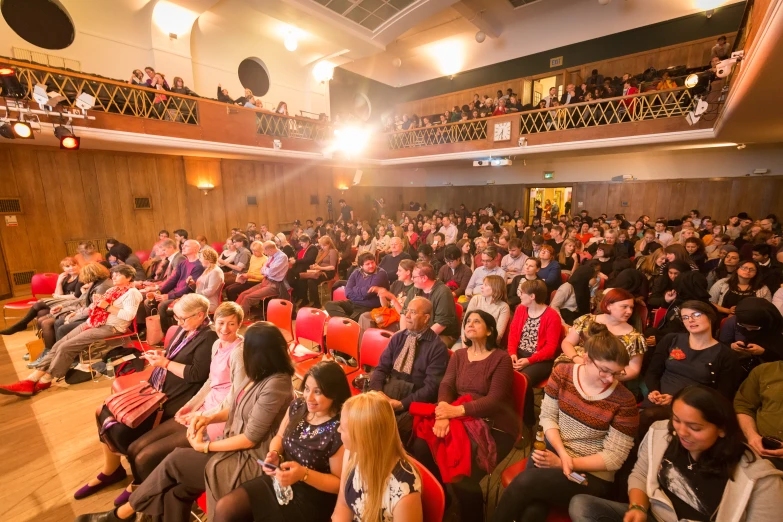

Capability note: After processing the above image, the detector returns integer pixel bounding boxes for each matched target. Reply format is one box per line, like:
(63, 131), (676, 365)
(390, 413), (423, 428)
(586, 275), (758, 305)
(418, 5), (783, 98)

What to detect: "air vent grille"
(12, 270), (35, 286)
(134, 197), (152, 210)
(247, 196), (258, 206)
(0, 198), (23, 214)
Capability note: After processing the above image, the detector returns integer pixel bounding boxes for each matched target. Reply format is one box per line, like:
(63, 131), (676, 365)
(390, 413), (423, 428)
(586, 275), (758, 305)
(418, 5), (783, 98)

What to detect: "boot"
(0, 307), (39, 335)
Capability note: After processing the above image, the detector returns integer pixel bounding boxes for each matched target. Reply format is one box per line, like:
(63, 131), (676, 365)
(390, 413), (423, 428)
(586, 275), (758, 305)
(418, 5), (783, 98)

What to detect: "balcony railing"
(387, 118), (488, 150)
(5, 59), (199, 124)
(519, 87), (694, 134)
(255, 111), (331, 141)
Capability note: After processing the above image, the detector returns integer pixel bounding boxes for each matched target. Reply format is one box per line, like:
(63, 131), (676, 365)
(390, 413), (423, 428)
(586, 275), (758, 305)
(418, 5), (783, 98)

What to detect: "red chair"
(3, 272), (59, 326)
(267, 299), (294, 343)
(409, 456), (445, 522)
(210, 242), (225, 254)
(134, 250), (151, 265)
(350, 328), (393, 394)
(501, 458), (571, 522)
(290, 307), (328, 376)
(511, 371), (528, 443)
(652, 307), (667, 329)
(560, 272), (570, 284)
(332, 286), (346, 301)
(455, 302), (464, 325)
(295, 315), (360, 380)
(112, 326), (178, 393)
(192, 492), (208, 522)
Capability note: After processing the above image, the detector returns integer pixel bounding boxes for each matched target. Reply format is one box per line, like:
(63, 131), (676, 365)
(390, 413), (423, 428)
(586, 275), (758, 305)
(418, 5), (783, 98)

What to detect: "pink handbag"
(145, 308), (164, 346)
(104, 382), (166, 429)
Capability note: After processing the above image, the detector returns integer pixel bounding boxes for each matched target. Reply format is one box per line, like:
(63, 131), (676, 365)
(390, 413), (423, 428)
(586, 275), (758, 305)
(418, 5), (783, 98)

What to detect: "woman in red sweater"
(409, 309), (515, 522)
(508, 279), (564, 432)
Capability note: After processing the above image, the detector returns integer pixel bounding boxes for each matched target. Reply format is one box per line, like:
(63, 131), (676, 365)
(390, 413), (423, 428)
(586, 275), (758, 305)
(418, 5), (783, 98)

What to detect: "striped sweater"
(540, 363), (639, 482)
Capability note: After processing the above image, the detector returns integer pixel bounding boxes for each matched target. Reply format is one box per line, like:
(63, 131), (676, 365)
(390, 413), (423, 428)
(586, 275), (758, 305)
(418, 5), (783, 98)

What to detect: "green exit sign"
(543, 171), (555, 180)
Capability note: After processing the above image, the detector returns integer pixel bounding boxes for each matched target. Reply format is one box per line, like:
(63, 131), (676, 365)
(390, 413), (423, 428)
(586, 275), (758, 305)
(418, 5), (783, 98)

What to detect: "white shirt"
(439, 224), (458, 245)
(465, 266), (507, 296)
(655, 231), (673, 247)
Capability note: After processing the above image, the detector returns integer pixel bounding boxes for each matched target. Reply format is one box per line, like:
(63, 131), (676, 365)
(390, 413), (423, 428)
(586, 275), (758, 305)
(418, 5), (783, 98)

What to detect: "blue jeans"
(568, 495), (628, 522)
(493, 440), (614, 522)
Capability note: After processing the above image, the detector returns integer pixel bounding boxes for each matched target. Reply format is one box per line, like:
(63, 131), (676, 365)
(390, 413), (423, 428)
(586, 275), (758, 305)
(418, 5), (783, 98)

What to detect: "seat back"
(359, 329), (393, 370)
(332, 286), (346, 301)
(326, 317), (360, 361)
(267, 299), (294, 334)
(210, 242), (225, 254)
(294, 307), (328, 351)
(134, 250), (151, 264)
(164, 325), (179, 349)
(652, 307), (667, 328)
(32, 273), (59, 297)
(409, 456), (445, 522)
(512, 371), (529, 440)
(455, 302), (464, 325)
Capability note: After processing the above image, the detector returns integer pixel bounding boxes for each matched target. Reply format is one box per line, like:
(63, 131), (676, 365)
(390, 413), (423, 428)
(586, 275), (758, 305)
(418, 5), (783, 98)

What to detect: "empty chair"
(266, 299), (294, 343)
(3, 272), (59, 326)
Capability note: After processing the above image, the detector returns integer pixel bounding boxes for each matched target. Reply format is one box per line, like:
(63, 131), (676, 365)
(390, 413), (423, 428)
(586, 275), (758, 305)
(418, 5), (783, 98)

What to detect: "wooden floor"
(0, 303), (529, 522)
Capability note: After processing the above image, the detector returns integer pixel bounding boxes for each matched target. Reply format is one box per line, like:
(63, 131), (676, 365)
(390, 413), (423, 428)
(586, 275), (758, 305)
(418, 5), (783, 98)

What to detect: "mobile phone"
(569, 472), (587, 484)
(762, 436), (783, 450)
(256, 458), (279, 470)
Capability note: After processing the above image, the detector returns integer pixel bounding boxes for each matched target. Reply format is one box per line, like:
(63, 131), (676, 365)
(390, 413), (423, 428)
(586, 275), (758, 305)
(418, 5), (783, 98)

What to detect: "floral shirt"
(571, 314), (647, 358)
(345, 459), (421, 522)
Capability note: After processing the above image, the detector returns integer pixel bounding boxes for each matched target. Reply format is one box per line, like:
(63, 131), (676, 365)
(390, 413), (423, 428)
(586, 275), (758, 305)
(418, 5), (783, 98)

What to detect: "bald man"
(369, 297), (450, 439)
(378, 236), (412, 284)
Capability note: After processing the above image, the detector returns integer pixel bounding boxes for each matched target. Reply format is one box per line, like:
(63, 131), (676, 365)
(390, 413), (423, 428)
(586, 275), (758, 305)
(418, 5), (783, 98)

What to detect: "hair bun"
(586, 322), (609, 337)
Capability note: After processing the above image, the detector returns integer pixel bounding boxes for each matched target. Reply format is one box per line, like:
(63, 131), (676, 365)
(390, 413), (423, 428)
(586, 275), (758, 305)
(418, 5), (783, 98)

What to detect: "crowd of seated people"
(385, 39), (730, 138)
(0, 196), (782, 522)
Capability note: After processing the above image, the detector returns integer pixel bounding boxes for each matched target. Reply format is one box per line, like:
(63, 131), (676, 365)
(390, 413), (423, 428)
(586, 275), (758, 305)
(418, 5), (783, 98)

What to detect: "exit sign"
(543, 171), (555, 180)
(550, 56), (563, 68)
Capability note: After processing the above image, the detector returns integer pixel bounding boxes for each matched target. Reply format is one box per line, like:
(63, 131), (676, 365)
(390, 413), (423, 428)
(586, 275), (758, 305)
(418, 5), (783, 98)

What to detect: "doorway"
(531, 75), (561, 106)
(528, 186), (572, 223)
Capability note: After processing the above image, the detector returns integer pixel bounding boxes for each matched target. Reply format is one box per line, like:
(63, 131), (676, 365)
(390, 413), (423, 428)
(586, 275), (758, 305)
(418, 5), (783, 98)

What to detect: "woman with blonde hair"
(557, 238), (579, 272)
(636, 247), (666, 282)
(456, 275), (511, 348)
(190, 246), (224, 313)
(298, 235), (338, 307)
(332, 392), (423, 522)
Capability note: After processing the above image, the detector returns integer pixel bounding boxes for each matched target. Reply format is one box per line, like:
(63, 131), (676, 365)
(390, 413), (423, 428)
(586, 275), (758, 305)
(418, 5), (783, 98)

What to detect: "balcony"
(1, 58), (718, 162)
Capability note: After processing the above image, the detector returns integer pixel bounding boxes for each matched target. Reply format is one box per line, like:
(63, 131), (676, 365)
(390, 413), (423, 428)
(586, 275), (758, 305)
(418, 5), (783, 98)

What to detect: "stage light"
(313, 61), (335, 83)
(75, 92), (95, 111)
(0, 121), (14, 139)
(153, 1), (198, 37)
(0, 67), (25, 98)
(53, 124), (73, 140)
(60, 136), (80, 150)
(333, 126), (369, 156)
(429, 40), (464, 76)
(12, 121), (33, 139)
(684, 73), (699, 88)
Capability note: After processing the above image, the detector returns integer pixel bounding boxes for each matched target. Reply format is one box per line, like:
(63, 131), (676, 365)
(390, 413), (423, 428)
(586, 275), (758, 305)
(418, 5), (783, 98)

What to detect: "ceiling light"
(392, 57), (402, 68)
(475, 30), (486, 43)
(152, 1), (198, 37)
(333, 126), (369, 156)
(53, 124), (73, 140)
(60, 136), (80, 150)
(284, 32), (298, 52)
(0, 121), (14, 139)
(684, 73), (699, 88)
(12, 121), (33, 139)
(429, 40), (464, 76)
(312, 61), (335, 83)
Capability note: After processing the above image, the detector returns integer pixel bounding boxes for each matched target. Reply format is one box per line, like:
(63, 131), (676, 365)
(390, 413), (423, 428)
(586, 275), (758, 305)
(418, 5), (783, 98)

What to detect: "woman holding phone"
(494, 323), (639, 522)
(212, 360), (349, 522)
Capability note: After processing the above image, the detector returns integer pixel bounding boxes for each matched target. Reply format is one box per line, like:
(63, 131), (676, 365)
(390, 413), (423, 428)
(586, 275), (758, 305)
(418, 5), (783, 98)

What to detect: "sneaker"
(0, 380), (36, 397)
(27, 349), (50, 369)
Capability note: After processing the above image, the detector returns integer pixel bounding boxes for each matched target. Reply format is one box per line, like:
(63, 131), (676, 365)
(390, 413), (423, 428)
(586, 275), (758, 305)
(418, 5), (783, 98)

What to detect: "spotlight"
(0, 121), (14, 139)
(737, 143), (746, 150)
(693, 99), (709, 117)
(75, 92), (95, 111)
(33, 84), (49, 106)
(53, 124), (73, 140)
(684, 73), (699, 88)
(12, 121), (33, 139)
(333, 126), (369, 156)
(60, 136), (80, 150)
(0, 67), (25, 98)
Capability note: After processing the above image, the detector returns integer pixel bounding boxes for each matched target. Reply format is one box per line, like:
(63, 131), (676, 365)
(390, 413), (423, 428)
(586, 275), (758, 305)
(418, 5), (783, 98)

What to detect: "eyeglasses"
(680, 312), (705, 321)
(738, 266), (757, 273)
(737, 323), (762, 331)
(412, 274), (427, 280)
(174, 313), (199, 324)
(593, 361), (626, 378)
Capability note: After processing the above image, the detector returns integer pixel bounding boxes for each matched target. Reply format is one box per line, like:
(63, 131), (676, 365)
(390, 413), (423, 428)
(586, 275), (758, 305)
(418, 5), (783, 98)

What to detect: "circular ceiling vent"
(1, 0), (75, 50)
(238, 58), (270, 98)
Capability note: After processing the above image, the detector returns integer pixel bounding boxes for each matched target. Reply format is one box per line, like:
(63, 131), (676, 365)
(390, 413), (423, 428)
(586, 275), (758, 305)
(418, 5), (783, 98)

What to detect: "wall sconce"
(198, 183), (214, 195)
(338, 184), (349, 193)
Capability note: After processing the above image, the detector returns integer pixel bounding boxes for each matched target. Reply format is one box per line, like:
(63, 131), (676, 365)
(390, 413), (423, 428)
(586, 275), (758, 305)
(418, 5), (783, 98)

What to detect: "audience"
(456, 274), (511, 348)
(465, 246), (506, 297)
(235, 241), (290, 317)
(325, 252), (389, 321)
(438, 244), (473, 298)
(400, 262), (460, 347)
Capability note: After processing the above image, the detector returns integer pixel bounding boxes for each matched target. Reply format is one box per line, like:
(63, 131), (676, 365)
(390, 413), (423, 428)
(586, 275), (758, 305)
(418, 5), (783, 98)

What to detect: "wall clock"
(494, 121), (511, 141)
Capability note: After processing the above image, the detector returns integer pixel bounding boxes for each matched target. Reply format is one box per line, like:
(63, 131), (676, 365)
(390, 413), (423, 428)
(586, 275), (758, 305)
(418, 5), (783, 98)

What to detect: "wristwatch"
(628, 503), (647, 515)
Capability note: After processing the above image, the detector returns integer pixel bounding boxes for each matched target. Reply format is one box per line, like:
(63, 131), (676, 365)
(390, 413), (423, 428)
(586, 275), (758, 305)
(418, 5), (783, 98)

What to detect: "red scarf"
(86, 285), (130, 329)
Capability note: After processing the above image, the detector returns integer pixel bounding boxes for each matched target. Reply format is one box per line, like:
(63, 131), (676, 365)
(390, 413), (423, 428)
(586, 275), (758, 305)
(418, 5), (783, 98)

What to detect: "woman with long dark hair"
(212, 360), (350, 522)
(570, 385), (783, 522)
(550, 260), (601, 325)
(710, 260), (772, 317)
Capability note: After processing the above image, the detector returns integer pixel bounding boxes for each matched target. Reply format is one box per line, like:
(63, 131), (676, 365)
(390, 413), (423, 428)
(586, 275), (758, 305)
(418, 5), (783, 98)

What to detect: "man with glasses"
(146, 239), (204, 334)
(325, 252), (389, 320)
(369, 297), (449, 440)
(464, 246), (506, 298)
(401, 262), (460, 347)
(438, 245), (472, 298)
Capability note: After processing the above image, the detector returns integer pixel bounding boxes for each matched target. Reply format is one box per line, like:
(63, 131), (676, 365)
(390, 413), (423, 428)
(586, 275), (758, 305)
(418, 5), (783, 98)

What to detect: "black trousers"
(127, 417), (189, 484)
(410, 428), (514, 522)
(323, 300), (370, 321)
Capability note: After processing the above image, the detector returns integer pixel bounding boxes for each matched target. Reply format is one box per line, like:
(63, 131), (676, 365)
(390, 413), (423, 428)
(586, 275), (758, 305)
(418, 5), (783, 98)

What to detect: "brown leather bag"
(104, 382), (166, 429)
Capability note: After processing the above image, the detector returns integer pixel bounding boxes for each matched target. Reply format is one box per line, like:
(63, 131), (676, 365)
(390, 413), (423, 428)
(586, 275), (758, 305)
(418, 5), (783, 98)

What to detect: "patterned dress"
(345, 459), (421, 522)
(555, 313), (647, 366)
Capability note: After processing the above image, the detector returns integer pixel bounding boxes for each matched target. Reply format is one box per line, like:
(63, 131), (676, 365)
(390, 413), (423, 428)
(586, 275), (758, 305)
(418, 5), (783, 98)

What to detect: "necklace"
(687, 452), (696, 471)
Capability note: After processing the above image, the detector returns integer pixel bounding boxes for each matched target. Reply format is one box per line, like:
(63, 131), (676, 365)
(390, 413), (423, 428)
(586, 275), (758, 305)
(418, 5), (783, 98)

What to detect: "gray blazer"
(204, 373), (293, 519)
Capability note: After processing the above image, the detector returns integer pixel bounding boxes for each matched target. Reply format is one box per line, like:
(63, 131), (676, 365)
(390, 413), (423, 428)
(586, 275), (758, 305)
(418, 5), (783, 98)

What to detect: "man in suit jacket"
(560, 84), (578, 105)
